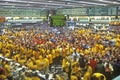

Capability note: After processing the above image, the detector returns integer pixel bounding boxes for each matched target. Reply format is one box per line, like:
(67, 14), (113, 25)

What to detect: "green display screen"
(50, 15), (66, 27)
(53, 19), (65, 26)
(51, 15), (65, 19)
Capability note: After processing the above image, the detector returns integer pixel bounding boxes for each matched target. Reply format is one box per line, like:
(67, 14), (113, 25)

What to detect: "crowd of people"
(0, 27), (120, 80)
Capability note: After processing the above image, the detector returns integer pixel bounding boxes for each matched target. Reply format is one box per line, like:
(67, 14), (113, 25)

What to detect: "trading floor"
(0, 25), (120, 80)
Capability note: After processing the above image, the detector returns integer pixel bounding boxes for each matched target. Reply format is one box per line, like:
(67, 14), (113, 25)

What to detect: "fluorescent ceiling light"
(2, 0), (78, 7)
(0, 3), (32, 6)
(98, 0), (120, 4)
(1, 0), (98, 7)
(62, 0), (107, 5)
(2, 0), (17, 1)
(48, 1), (52, 2)
(77, 1), (107, 5)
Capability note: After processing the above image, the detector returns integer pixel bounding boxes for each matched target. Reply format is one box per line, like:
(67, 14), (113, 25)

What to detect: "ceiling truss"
(0, 0), (120, 9)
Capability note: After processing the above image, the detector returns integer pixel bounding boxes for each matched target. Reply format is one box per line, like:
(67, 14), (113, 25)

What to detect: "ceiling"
(0, 0), (120, 9)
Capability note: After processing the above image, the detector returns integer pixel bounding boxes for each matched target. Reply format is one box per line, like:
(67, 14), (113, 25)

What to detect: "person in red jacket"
(0, 67), (5, 75)
(89, 57), (97, 73)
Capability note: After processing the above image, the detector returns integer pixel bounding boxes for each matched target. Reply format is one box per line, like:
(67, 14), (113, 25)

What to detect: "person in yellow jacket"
(51, 49), (56, 59)
(0, 74), (6, 80)
(47, 53), (53, 72)
(27, 59), (37, 70)
(25, 77), (32, 80)
(0, 67), (6, 80)
(91, 46), (97, 53)
(85, 63), (93, 76)
(32, 77), (40, 80)
(12, 53), (20, 62)
(115, 38), (120, 47)
(71, 63), (81, 79)
(62, 58), (70, 72)
(4, 61), (12, 77)
(18, 55), (26, 65)
(83, 69), (91, 80)
(36, 55), (45, 70)
(4, 50), (11, 58)
(43, 57), (49, 73)
(70, 73), (78, 80)
(0, 41), (2, 50)
(69, 47), (73, 55)
(56, 75), (64, 80)
(91, 72), (106, 80)
(47, 54), (53, 65)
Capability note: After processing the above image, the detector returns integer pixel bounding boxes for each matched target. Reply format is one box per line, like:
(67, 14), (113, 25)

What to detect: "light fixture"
(98, 0), (120, 4)
(3, 0), (17, 1)
(12, 5), (14, 7)
(6, 17), (12, 19)
(48, 1), (52, 2)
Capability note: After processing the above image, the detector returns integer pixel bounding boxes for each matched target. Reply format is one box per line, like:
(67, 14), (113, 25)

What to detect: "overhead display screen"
(56, 8), (87, 16)
(118, 6), (120, 15)
(0, 8), (47, 17)
(87, 8), (95, 16)
(57, 6), (119, 16)
(95, 7), (108, 16)
(108, 7), (117, 16)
